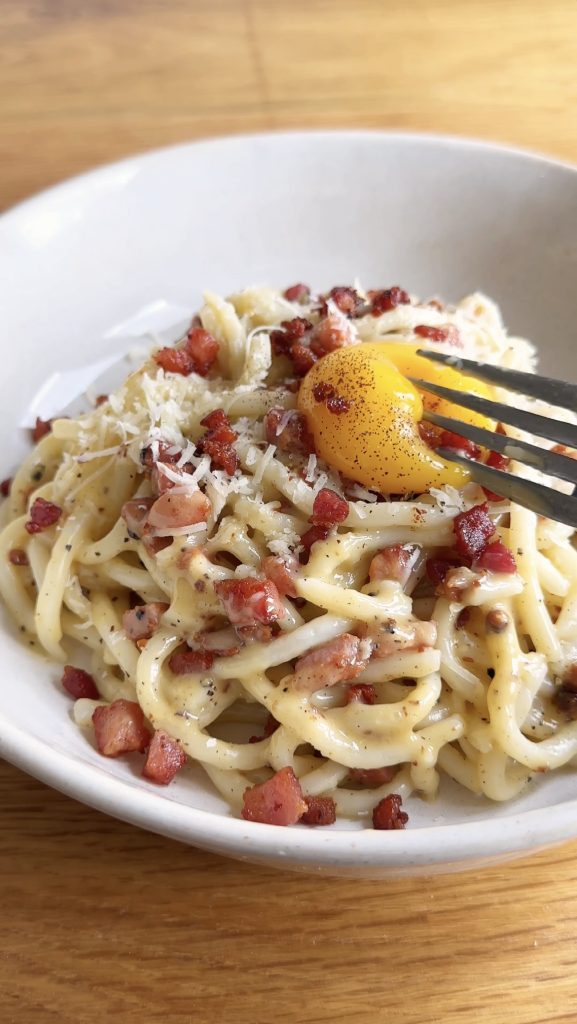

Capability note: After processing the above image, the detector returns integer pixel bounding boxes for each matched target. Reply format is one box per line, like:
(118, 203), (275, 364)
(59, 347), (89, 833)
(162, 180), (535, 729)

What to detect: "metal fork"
(409, 349), (577, 528)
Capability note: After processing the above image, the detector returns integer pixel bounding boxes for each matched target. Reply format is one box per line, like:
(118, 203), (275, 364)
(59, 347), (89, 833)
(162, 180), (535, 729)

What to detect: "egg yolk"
(297, 343), (494, 495)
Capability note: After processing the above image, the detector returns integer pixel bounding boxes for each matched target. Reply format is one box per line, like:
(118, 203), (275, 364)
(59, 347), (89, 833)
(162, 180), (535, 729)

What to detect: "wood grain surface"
(2, 2), (577, 1022)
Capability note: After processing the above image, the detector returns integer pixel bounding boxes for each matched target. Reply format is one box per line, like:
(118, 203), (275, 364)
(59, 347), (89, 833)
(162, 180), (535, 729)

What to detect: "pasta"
(2, 280), (577, 829)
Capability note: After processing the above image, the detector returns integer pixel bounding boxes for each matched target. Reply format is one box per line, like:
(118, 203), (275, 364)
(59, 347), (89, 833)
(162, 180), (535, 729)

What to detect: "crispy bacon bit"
(346, 683), (377, 704)
(264, 408), (315, 455)
(323, 286), (364, 317)
(92, 699), (151, 757)
(482, 450), (511, 502)
(414, 324), (462, 347)
(365, 618), (437, 659)
(95, 394), (108, 407)
(426, 555), (462, 587)
(154, 346), (195, 376)
(453, 503), (494, 561)
(553, 671), (577, 720)
(310, 314), (355, 356)
(476, 539), (517, 574)
(0, 477), (11, 498)
(288, 342), (317, 377)
(61, 665), (99, 700)
(300, 795), (336, 826)
(270, 317), (313, 356)
(310, 488), (349, 526)
(283, 283), (311, 303)
(200, 408), (236, 442)
(8, 548), (28, 566)
(312, 382), (351, 414)
(249, 712), (280, 744)
(215, 578), (286, 626)
(292, 633), (369, 692)
(31, 417), (52, 443)
(241, 766), (307, 825)
(198, 408), (239, 475)
(185, 327), (219, 376)
(168, 647), (214, 674)
(370, 286), (410, 316)
(25, 496), (62, 535)
(123, 602), (169, 642)
(143, 730), (187, 784)
(121, 497), (154, 539)
(369, 544), (420, 587)
(261, 554), (299, 598)
(349, 766), (397, 787)
(439, 430), (481, 460)
(372, 793), (408, 830)
(148, 490), (211, 531)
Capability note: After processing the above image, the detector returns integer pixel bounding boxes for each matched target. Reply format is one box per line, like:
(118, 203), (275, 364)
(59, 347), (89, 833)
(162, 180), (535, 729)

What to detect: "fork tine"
(425, 410), (577, 487)
(416, 348), (577, 412)
(409, 377), (577, 450)
(437, 448), (577, 528)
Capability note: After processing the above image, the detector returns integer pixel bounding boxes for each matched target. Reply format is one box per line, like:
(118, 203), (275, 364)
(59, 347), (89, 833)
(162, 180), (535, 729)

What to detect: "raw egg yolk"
(297, 343), (494, 495)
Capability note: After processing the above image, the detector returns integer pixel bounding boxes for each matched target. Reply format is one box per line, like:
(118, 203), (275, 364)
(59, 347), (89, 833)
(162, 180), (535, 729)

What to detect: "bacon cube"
(453, 503), (495, 561)
(61, 665), (100, 700)
(300, 795), (336, 826)
(215, 577), (285, 626)
(241, 766), (307, 825)
(372, 793), (408, 830)
(92, 700), (151, 757)
(143, 730), (187, 784)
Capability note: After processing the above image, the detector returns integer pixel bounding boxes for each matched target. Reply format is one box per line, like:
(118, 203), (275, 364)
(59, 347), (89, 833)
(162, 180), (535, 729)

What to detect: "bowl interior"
(1, 132), (576, 869)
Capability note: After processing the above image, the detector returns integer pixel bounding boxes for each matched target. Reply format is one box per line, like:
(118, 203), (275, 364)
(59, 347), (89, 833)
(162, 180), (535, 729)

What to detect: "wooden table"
(2, 3), (577, 1022)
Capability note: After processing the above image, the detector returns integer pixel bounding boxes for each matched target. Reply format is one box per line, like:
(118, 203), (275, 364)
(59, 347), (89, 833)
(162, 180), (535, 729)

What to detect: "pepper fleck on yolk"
(297, 343), (494, 495)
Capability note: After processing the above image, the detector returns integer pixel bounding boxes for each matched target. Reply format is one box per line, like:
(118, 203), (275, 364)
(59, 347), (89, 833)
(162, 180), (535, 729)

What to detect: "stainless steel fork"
(410, 349), (577, 528)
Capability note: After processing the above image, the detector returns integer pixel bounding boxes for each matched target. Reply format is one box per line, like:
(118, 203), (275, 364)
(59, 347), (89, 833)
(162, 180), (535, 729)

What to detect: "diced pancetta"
(263, 408), (315, 456)
(310, 488), (349, 526)
(372, 793), (409, 829)
(241, 766), (307, 825)
(121, 497), (155, 539)
(349, 766), (397, 787)
(61, 665), (100, 700)
(292, 634), (369, 693)
(168, 647), (215, 674)
(453, 503), (495, 560)
(92, 699), (151, 757)
(215, 578), (286, 626)
(368, 544), (420, 587)
(142, 730), (187, 784)
(25, 497), (62, 535)
(261, 554), (299, 598)
(300, 795), (336, 826)
(147, 490), (211, 531)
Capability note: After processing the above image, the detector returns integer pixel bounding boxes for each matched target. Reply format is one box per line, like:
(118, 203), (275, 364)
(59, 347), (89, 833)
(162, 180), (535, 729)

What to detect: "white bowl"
(1, 131), (577, 876)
